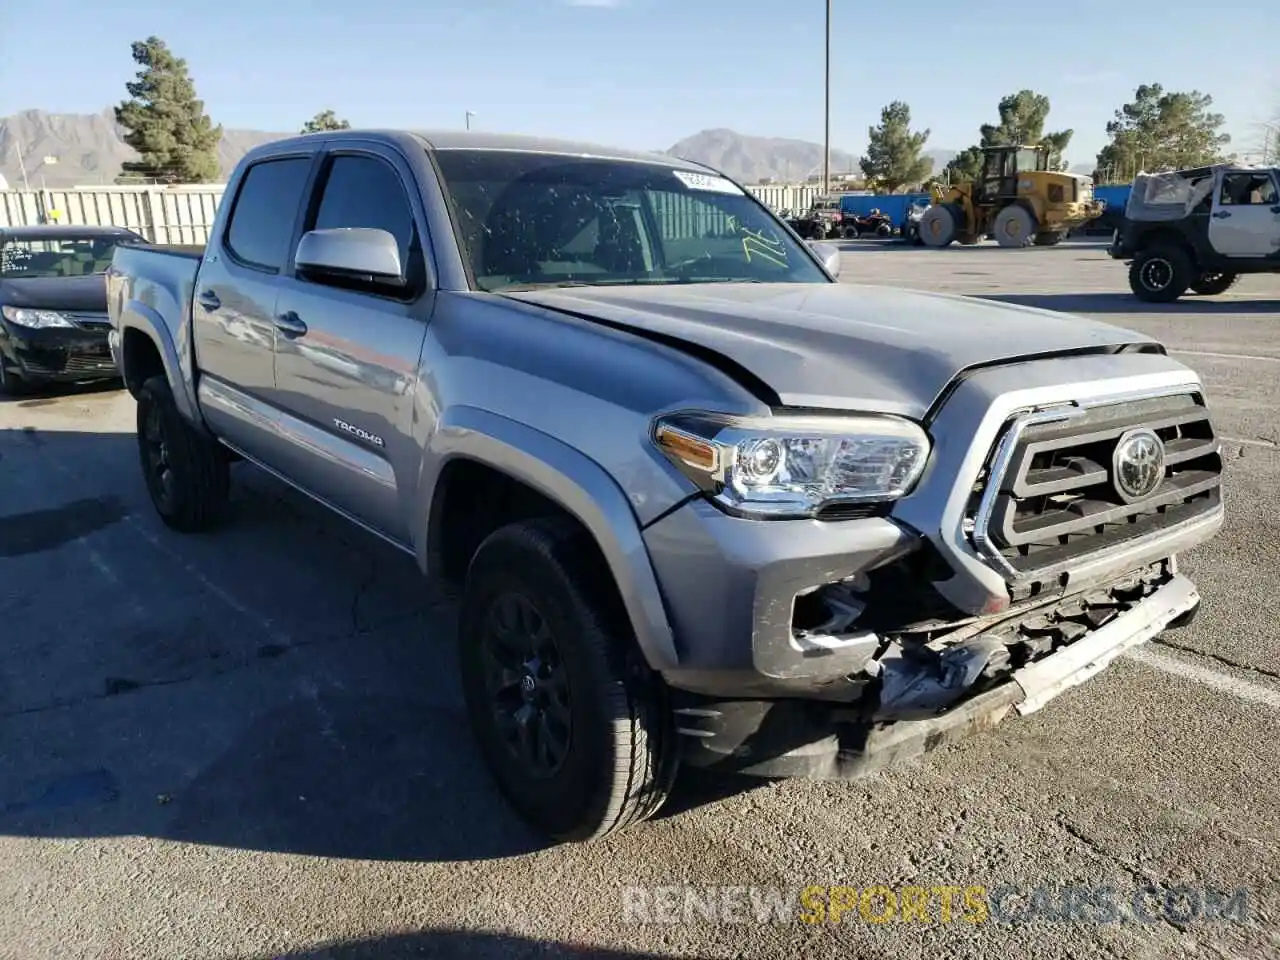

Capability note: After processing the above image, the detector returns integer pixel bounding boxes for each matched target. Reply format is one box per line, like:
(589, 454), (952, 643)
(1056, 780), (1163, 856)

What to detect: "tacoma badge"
(333, 418), (385, 447)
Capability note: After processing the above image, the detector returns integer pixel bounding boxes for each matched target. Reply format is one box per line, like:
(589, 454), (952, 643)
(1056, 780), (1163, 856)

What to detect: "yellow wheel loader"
(918, 145), (1105, 249)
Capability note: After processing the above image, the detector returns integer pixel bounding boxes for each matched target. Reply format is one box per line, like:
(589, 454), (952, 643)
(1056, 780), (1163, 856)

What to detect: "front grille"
(21, 346), (115, 376)
(970, 392), (1221, 586)
(65, 352), (116, 373)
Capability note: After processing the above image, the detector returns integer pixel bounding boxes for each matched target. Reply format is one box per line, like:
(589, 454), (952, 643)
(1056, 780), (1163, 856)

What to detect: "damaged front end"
(674, 558), (1200, 779)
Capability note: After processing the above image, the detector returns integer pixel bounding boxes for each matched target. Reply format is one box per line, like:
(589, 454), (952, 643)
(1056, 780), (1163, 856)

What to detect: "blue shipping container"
(837, 183), (1132, 225)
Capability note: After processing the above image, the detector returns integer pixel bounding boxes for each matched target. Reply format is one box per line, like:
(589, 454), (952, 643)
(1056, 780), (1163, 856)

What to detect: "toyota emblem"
(1113, 428), (1166, 501)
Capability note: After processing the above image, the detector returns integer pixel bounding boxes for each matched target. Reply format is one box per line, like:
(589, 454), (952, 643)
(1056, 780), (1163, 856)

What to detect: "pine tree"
(858, 102), (933, 193)
(1094, 84), (1231, 182)
(115, 37), (222, 184)
(301, 110), (352, 134)
(943, 89), (1074, 182)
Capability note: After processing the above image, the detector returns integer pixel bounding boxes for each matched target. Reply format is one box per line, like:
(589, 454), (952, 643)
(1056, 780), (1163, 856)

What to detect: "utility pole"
(822, 0), (831, 196)
(465, 111), (476, 131)
(13, 138), (30, 190)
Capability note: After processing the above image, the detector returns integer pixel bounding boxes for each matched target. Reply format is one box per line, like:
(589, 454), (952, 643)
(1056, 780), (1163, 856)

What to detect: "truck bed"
(107, 242), (204, 344)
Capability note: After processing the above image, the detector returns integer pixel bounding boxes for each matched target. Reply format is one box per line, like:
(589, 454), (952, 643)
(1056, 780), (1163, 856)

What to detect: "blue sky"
(2, 0), (1276, 167)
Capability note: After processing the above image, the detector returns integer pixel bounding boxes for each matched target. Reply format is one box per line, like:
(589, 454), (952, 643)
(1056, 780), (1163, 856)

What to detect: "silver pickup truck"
(107, 130), (1224, 843)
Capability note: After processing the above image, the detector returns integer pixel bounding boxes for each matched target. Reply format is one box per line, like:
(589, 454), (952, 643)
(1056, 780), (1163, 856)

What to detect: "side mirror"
(810, 240), (841, 278)
(295, 228), (403, 284)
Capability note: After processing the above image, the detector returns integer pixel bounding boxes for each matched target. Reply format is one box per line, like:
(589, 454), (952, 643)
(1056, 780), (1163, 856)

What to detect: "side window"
(1221, 173), (1279, 206)
(310, 155), (417, 272)
(224, 157), (313, 271)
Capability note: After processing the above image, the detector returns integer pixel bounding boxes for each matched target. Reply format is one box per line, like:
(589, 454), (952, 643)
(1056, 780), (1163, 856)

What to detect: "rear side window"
(224, 157), (312, 271)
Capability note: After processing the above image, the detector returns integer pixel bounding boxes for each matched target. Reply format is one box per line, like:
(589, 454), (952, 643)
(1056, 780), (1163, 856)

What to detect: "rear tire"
(842, 225), (859, 240)
(1128, 247), (1193, 303)
(1189, 272), (1240, 296)
(918, 205), (959, 248)
(458, 516), (676, 842)
(135, 375), (230, 532)
(994, 205), (1036, 248)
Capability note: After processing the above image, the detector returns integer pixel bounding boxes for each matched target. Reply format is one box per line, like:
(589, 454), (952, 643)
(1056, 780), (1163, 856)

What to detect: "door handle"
(197, 289), (221, 310)
(274, 311), (308, 338)
(1211, 211), (1231, 219)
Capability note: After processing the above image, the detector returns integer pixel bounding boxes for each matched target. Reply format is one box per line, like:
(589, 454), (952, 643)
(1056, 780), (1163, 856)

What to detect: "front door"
(267, 145), (434, 543)
(1208, 170), (1280, 258)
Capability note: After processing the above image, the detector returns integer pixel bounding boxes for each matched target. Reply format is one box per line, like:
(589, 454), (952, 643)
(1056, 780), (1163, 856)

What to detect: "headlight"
(651, 411), (930, 519)
(1, 305), (76, 329)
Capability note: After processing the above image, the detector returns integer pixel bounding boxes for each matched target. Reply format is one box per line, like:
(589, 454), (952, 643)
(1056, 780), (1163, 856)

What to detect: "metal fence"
(0, 186), (227, 244)
(0, 181), (823, 246)
(745, 183), (825, 212)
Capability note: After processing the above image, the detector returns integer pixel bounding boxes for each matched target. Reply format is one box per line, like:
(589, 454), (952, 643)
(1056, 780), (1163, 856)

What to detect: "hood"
(503, 282), (1156, 419)
(0, 275), (109, 313)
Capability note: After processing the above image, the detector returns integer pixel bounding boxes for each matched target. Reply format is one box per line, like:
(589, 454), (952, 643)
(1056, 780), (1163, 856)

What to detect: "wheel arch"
(416, 406), (680, 672)
(116, 302), (200, 425)
(1134, 227), (1198, 261)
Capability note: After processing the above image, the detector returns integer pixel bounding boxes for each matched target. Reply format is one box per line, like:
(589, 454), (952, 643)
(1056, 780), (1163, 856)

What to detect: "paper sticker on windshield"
(672, 171), (743, 195)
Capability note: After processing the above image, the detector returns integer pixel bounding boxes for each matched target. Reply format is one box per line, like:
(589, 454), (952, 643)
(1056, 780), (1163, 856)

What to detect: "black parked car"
(0, 224), (147, 394)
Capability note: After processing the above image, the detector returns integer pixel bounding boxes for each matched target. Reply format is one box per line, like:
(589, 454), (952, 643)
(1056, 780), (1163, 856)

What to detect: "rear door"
(192, 152), (317, 461)
(1208, 170), (1280, 258)
(266, 142), (435, 542)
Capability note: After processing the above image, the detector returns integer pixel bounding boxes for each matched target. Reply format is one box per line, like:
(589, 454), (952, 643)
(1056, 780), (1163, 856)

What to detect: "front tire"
(135, 375), (230, 532)
(1129, 247), (1192, 303)
(458, 516), (676, 842)
(1189, 272), (1240, 296)
(993, 205), (1036, 248)
(918, 204), (960, 248)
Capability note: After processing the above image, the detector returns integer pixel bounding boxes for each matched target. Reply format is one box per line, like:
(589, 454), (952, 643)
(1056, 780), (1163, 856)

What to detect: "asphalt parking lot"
(3, 240), (1279, 960)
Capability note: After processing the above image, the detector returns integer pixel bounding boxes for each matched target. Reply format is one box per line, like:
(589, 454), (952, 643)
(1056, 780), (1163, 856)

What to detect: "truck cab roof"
(241, 128), (719, 175)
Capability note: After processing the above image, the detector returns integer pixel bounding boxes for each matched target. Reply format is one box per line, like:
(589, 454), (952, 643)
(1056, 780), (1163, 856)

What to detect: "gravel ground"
(2, 240), (1278, 960)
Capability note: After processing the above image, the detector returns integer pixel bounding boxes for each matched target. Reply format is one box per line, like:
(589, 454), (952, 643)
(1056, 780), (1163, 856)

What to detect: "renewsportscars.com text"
(621, 884), (1250, 926)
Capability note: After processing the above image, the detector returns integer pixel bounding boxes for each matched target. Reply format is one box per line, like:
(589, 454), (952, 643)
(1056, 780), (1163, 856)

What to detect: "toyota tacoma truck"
(107, 130), (1224, 843)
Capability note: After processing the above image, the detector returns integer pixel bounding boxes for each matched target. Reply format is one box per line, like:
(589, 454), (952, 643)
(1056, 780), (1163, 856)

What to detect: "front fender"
(415, 405), (679, 672)
(116, 298), (201, 426)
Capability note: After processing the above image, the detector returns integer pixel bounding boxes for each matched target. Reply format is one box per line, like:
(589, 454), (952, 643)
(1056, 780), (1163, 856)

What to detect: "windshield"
(1017, 147), (1047, 172)
(0, 236), (138, 279)
(432, 150), (830, 291)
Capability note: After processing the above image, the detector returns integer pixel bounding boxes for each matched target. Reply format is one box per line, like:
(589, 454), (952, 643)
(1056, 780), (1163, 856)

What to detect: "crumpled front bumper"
(0, 320), (118, 384)
(672, 571), (1200, 780)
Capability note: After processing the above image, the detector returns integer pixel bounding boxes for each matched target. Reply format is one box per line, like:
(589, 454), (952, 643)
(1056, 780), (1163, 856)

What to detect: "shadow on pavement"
(246, 929), (684, 959)
(0, 377), (123, 405)
(0, 425), (760, 867)
(977, 292), (1279, 314)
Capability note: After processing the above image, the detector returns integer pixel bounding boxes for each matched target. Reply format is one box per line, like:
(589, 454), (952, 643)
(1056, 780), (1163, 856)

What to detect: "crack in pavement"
(1153, 637), (1280, 683)
(1054, 817), (1192, 936)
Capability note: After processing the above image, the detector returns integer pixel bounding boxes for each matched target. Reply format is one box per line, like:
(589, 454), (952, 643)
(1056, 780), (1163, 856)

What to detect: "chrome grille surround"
(969, 386), (1222, 586)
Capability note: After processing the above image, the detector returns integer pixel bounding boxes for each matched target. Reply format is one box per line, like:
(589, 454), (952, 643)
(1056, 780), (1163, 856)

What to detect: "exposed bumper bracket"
(1011, 572), (1199, 715)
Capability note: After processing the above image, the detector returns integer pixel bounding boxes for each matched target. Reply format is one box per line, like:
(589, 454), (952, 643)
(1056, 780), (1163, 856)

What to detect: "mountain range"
(0, 109), (1091, 190)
